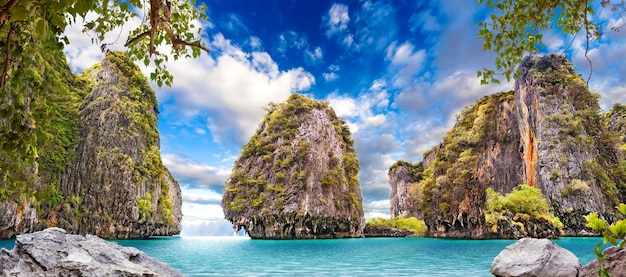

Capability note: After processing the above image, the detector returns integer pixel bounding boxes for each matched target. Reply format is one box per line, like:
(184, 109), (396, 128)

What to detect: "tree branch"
(124, 30), (150, 47)
(158, 21), (209, 53)
(0, 0), (19, 27)
(0, 24), (14, 90)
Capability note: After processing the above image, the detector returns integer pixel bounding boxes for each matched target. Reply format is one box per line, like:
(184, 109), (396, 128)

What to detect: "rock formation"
(222, 94), (364, 239)
(578, 246), (626, 276)
(0, 227), (182, 276)
(390, 55), (626, 238)
(0, 51), (181, 238)
(389, 161), (422, 218)
(490, 238), (580, 277)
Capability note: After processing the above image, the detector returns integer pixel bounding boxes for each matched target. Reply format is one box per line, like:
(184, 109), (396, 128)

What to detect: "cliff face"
(391, 55), (626, 238)
(222, 94), (364, 239)
(388, 161), (422, 218)
(0, 51), (181, 238)
(515, 55), (621, 235)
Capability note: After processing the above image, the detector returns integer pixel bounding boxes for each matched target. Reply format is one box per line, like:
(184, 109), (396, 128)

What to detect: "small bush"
(485, 184), (563, 229)
(562, 179), (590, 197)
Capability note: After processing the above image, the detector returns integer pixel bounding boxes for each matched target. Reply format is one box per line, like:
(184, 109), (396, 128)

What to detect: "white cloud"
(323, 64), (340, 82)
(365, 114), (386, 127)
(63, 12), (141, 72)
(305, 46), (323, 64)
(327, 96), (357, 118)
(354, 0), (397, 52)
(248, 36), (263, 50)
(274, 31), (309, 58)
(162, 154), (231, 191)
(156, 33), (315, 145)
(325, 4), (350, 37)
(194, 128), (207, 135)
(364, 199), (391, 219)
(410, 9), (441, 34)
(323, 72), (338, 82)
(385, 41), (427, 87)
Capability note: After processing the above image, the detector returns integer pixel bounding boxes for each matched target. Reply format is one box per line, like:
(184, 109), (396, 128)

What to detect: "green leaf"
(9, 6), (30, 22)
(617, 203), (626, 215)
(609, 220), (626, 238)
(585, 212), (607, 231)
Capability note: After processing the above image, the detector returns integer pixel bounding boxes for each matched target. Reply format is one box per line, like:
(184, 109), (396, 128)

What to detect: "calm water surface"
(0, 236), (601, 276)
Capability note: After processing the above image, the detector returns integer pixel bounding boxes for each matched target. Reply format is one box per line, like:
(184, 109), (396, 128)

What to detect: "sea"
(0, 236), (602, 276)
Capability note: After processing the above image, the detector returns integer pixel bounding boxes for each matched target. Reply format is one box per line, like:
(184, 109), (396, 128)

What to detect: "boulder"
(0, 228), (182, 276)
(491, 238), (580, 277)
(578, 246), (626, 277)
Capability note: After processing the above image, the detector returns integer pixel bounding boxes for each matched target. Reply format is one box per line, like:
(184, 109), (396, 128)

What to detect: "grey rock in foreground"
(0, 228), (182, 277)
(578, 246), (626, 277)
(491, 238), (580, 277)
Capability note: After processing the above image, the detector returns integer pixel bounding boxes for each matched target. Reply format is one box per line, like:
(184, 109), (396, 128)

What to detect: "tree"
(0, 0), (208, 181)
(477, 0), (625, 85)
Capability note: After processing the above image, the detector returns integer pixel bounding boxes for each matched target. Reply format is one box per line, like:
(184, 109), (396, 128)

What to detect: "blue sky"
(62, 0), (626, 235)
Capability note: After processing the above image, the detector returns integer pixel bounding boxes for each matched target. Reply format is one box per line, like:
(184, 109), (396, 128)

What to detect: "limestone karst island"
(222, 94), (364, 239)
(2, 0), (626, 275)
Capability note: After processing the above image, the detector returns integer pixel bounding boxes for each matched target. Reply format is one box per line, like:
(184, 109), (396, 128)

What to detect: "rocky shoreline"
(0, 228), (182, 276)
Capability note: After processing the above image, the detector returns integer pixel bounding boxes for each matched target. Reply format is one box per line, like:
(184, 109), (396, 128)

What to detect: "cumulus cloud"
(157, 33), (315, 145)
(177, 184), (235, 235)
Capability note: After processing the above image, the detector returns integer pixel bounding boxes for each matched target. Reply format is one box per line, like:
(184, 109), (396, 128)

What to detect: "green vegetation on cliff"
(0, 50), (180, 237)
(0, 49), (88, 208)
(366, 217), (427, 236)
(394, 55), (626, 238)
(410, 92), (514, 221)
(485, 185), (563, 233)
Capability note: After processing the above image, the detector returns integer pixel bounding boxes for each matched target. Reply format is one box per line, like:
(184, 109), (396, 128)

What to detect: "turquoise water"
(1, 236), (601, 276)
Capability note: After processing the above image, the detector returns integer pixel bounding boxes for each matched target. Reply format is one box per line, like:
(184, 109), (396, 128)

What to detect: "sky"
(62, 0), (626, 236)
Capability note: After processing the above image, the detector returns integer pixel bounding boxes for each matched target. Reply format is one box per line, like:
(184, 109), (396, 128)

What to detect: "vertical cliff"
(414, 92), (528, 238)
(388, 161), (422, 218)
(222, 94), (364, 239)
(0, 51), (181, 238)
(56, 52), (182, 238)
(516, 55), (621, 235)
(390, 55), (626, 238)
